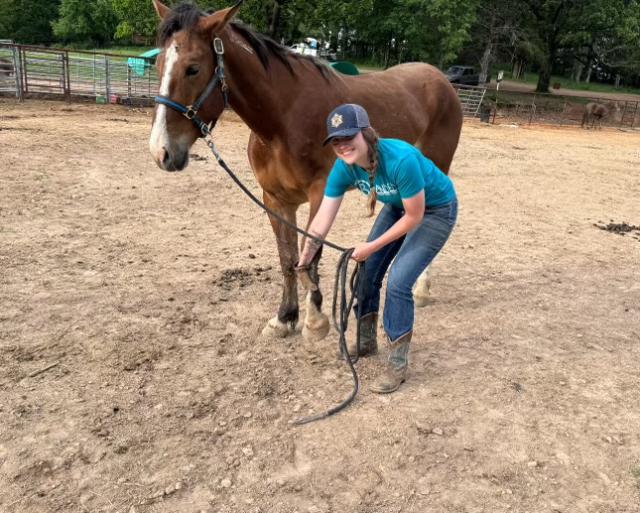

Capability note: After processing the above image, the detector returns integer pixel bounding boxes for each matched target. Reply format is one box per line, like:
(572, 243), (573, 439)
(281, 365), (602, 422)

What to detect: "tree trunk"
(268, 1), (281, 39)
(536, 43), (557, 93)
(512, 59), (525, 80)
(573, 60), (584, 82)
(585, 59), (593, 83)
(479, 41), (493, 84)
(536, 63), (551, 93)
(383, 40), (392, 69)
(614, 74), (621, 88)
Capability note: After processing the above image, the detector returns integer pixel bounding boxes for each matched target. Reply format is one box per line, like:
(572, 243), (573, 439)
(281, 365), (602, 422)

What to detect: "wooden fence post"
(104, 55), (110, 100)
(13, 44), (24, 102)
(529, 94), (537, 124)
(63, 50), (71, 101)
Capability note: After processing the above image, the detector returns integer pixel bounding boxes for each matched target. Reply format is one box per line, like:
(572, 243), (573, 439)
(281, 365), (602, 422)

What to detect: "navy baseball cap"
(323, 103), (371, 145)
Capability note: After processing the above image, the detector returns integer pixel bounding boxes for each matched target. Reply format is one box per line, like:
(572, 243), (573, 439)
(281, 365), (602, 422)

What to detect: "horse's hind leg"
(413, 111), (461, 308)
(261, 192), (300, 338)
(301, 179), (330, 342)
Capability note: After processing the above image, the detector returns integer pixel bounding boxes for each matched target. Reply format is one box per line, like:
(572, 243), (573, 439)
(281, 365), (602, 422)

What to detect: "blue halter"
(154, 37), (228, 137)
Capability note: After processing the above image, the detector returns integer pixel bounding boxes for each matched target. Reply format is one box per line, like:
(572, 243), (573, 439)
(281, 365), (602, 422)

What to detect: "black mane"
(157, 3), (202, 47)
(157, 3), (332, 80)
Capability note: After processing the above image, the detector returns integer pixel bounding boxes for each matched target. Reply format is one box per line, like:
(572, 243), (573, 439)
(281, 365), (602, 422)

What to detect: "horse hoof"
(413, 278), (431, 308)
(261, 316), (294, 338)
(414, 292), (430, 308)
(302, 313), (330, 342)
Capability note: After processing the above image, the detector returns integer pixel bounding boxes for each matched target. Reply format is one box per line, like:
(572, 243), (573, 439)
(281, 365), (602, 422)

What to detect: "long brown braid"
(361, 127), (380, 217)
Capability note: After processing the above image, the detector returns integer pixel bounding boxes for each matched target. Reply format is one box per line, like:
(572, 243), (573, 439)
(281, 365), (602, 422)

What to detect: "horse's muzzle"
(158, 146), (189, 172)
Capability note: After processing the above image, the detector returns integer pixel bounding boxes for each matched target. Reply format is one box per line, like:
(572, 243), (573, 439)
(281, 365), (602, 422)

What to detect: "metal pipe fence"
(485, 89), (639, 129)
(2, 42), (638, 129)
(0, 43), (159, 105)
(455, 85), (638, 129)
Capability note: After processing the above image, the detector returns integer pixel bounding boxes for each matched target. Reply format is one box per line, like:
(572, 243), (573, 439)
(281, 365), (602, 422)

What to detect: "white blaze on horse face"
(149, 41), (179, 162)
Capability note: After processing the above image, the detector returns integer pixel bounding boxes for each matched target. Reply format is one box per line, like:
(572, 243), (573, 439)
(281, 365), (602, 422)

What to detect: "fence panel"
(0, 45), (19, 96)
(455, 85), (487, 117)
(485, 89), (638, 128)
(0, 43), (159, 104)
(67, 53), (106, 97)
(21, 47), (66, 95)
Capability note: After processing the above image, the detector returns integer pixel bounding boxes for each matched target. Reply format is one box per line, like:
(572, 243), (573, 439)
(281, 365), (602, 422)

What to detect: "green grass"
(87, 46), (156, 57)
(509, 70), (640, 95)
(631, 466), (640, 480)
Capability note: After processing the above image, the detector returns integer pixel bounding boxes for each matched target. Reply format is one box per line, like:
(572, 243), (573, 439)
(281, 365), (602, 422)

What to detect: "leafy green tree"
(53, 0), (118, 45)
(406, 0), (480, 67)
(0, 0), (60, 44)
(567, 0), (640, 82)
(469, 0), (524, 83)
(111, 0), (158, 42)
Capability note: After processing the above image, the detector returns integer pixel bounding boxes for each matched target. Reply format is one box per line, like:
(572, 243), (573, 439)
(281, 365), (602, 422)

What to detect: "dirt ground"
(1, 99), (639, 513)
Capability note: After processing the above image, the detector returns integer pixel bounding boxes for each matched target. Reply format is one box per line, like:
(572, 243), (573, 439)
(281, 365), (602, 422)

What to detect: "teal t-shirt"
(324, 138), (456, 208)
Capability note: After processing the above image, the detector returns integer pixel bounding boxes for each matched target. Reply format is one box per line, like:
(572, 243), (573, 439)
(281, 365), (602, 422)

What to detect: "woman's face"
(330, 131), (369, 167)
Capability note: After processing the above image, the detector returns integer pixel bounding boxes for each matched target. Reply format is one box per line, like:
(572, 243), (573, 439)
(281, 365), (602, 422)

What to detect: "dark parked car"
(445, 65), (480, 86)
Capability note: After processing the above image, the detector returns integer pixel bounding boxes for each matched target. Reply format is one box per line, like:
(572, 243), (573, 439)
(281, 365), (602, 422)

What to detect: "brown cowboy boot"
(346, 312), (378, 357)
(370, 331), (412, 394)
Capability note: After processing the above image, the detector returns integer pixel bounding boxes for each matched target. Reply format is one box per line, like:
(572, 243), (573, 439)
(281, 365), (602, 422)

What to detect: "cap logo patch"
(331, 114), (343, 128)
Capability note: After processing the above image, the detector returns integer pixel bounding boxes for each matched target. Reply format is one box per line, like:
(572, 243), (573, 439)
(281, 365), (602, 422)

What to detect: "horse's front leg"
(301, 180), (330, 342)
(261, 192), (300, 338)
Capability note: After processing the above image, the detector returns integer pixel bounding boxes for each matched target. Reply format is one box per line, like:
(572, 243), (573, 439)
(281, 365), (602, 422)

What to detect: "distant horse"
(148, 1), (463, 341)
(581, 101), (620, 129)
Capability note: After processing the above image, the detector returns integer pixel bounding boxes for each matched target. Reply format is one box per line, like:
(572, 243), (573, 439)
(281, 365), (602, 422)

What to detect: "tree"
(0, 0), (61, 44)
(111, 0), (158, 42)
(573, 0), (640, 81)
(470, 0), (524, 83)
(53, 0), (118, 45)
(519, 0), (580, 92)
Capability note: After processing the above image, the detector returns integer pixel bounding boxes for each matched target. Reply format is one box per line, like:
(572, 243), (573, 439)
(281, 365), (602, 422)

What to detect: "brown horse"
(148, 1), (463, 341)
(581, 101), (620, 129)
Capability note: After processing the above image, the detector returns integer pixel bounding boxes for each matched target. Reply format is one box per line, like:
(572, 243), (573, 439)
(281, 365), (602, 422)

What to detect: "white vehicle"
(290, 37), (319, 57)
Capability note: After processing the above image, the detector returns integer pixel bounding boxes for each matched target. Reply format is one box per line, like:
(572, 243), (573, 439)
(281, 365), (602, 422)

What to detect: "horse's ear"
(199, 1), (243, 34)
(152, 0), (171, 20)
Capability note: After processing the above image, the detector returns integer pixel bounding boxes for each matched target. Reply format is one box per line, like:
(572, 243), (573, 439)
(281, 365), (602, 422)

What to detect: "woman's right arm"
(297, 195), (343, 267)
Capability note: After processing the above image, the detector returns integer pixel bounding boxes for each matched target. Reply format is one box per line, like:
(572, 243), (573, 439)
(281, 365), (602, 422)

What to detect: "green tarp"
(127, 48), (161, 77)
(330, 61), (360, 75)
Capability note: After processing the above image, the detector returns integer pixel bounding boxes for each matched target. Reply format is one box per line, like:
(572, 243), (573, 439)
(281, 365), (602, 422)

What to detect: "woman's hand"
(351, 241), (376, 262)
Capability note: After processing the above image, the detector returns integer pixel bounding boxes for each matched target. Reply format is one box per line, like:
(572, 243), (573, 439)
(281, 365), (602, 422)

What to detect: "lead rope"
(203, 136), (365, 425)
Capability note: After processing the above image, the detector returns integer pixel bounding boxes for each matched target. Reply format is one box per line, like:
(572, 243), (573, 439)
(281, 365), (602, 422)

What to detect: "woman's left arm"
(351, 191), (425, 262)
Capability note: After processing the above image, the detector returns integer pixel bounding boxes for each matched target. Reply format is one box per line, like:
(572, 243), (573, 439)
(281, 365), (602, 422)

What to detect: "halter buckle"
(213, 38), (224, 55)
(184, 106), (197, 120)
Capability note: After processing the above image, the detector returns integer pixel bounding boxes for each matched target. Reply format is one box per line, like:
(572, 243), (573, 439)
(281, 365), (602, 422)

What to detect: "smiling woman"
(296, 103), (459, 393)
(147, 0), (463, 357)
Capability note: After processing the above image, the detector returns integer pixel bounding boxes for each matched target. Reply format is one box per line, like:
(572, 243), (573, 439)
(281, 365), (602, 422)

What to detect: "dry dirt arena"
(1, 99), (639, 513)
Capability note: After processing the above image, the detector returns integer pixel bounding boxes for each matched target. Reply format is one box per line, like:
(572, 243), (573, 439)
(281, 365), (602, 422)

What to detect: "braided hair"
(361, 127), (380, 217)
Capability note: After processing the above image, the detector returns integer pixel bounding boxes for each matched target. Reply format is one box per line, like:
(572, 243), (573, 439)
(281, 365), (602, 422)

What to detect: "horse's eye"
(186, 66), (199, 77)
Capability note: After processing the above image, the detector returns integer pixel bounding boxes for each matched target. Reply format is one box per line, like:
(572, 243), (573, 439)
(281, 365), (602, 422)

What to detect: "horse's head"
(149, 0), (241, 171)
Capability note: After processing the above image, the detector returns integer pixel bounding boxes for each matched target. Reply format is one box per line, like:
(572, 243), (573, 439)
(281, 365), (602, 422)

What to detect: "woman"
(296, 104), (458, 393)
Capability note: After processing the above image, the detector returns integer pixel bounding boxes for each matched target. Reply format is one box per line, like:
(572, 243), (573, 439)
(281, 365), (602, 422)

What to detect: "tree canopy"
(0, 0), (638, 91)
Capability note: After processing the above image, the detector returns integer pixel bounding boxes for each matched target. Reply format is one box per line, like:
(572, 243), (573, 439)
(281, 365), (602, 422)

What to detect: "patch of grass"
(88, 46), (156, 56)
(631, 466), (640, 479)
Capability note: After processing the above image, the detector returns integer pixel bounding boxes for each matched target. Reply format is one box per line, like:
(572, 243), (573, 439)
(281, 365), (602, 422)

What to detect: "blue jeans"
(356, 199), (458, 342)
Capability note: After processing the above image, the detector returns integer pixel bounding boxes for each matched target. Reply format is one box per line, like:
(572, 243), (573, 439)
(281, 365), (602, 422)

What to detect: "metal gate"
(0, 43), (159, 104)
(0, 43), (21, 98)
(455, 85), (487, 117)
